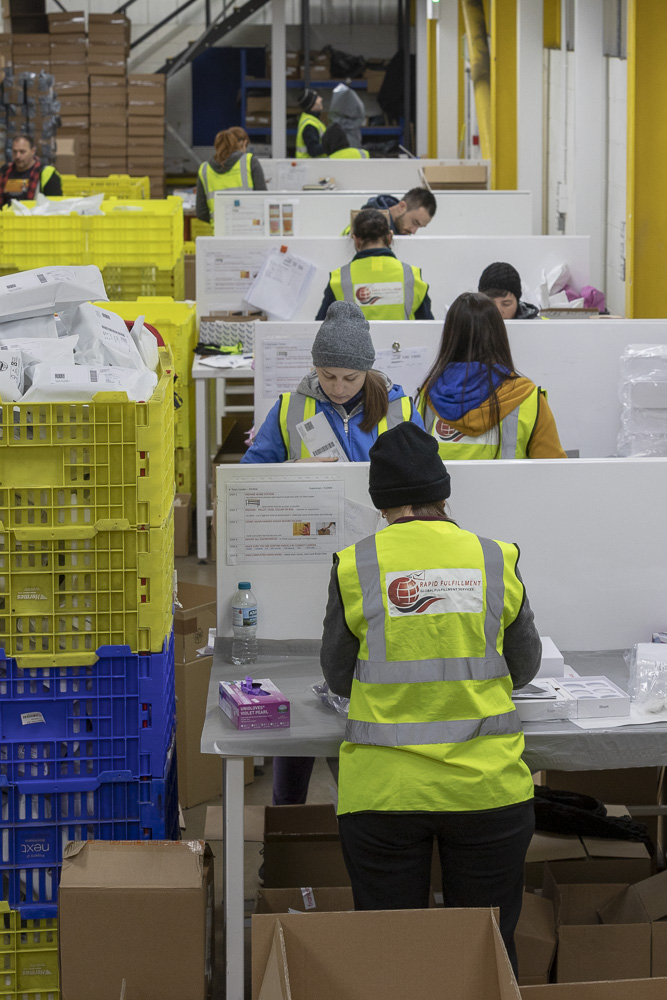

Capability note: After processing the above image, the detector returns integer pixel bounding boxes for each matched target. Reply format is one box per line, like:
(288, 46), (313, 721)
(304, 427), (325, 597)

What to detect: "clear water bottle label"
(232, 606), (257, 628)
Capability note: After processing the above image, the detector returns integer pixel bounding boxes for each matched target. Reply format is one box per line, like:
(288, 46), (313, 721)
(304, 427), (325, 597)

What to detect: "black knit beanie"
(368, 423), (451, 510)
(478, 261), (522, 301)
(297, 89), (319, 112)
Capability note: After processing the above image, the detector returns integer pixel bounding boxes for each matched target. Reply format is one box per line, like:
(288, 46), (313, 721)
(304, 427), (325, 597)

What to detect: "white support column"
(573, 0), (606, 288)
(437, 0), (459, 158)
(415, 0), (429, 156)
(271, 0), (287, 159)
(517, 0), (543, 233)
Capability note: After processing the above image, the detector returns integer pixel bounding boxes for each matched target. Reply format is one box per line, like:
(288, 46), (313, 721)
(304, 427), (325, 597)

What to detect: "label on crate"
(15, 585), (48, 600)
(21, 711), (46, 726)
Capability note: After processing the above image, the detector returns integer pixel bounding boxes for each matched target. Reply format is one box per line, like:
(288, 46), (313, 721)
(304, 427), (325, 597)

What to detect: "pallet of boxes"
(0, 264), (212, 998)
(48, 10), (90, 175)
(128, 72), (166, 199)
(87, 13), (130, 176)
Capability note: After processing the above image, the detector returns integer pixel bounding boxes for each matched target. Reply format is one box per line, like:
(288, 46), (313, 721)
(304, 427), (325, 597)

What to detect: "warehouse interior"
(1, 1), (667, 999)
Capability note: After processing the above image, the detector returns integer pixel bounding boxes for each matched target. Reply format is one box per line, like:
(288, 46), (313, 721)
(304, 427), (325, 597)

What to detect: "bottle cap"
(238, 582), (251, 589)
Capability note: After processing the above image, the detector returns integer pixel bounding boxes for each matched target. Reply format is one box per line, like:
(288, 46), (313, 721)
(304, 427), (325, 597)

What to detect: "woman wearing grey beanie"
(242, 300), (424, 465)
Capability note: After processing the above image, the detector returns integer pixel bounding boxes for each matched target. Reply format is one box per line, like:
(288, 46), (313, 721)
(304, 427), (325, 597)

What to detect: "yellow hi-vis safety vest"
(198, 153), (254, 216)
(278, 392), (412, 460)
(418, 385), (542, 460)
(329, 256), (428, 320)
(296, 113), (326, 158)
(335, 519), (534, 814)
(329, 148), (370, 159)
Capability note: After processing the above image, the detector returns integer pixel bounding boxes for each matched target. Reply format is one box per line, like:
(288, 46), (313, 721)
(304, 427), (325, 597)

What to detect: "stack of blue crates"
(0, 633), (178, 917)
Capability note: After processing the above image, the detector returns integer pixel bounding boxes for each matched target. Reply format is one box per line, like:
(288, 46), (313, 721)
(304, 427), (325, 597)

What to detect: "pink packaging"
(218, 676), (290, 730)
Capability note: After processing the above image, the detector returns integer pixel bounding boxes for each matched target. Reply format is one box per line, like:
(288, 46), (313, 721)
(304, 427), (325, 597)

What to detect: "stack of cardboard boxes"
(88, 13), (129, 176)
(48, 11), (90, 174)
(128, 73), (166, 197)
(11, 32), (50, 74)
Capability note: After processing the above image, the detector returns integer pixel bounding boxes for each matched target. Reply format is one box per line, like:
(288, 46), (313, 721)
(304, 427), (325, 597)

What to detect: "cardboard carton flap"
(257, 923), (292, 1000)
(174, 581), (217, 631)
(526, 832), (586, 864)
(264, 804), (338, 837)
(59, 840), (205, 889)
(522, 980), (667, 1000)
(599, 870), (667, 924)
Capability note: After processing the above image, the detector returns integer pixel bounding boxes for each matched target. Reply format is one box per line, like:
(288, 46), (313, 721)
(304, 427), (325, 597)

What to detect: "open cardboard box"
(543, 865), (651, 983)
(515, 891), (557, 986)
(522, 980), (667, 999)
(174, 581), (216, 664)
(421, 163), (488, 189)
(598, 869), (667, 977)
(252, 908), (521, 1000)
(263, 804), (350, 888)
(255, 886), (354, 914)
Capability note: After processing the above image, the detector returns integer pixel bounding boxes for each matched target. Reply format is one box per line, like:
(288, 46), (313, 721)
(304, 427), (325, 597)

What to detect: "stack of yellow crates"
(0, 902), (60, 1000)
(0, 197), (184, 298)
(60, 173), (151, 198)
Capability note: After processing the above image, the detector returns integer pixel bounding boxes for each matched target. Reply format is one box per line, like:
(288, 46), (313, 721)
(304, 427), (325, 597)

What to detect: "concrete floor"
(176, 553), (335, 999)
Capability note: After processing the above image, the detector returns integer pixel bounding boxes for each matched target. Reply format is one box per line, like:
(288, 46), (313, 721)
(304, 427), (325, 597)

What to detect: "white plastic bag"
(0, 352), (24, 401)
(628, 643), (667, 713)
(129, 316), (159, 371)
(0, 334), (78, 367)
(65, 303), (148, 370)
(11, 193), (105, 216)
(22, 364), (158, 403)
(0, 313), (58, 339)
(0, 266), (108, 322)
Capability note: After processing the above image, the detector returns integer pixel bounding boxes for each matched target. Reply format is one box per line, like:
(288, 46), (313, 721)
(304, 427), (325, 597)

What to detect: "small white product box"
(536, 636), (566, 678)
(555, 675), (631, 719)
(512, 678), (578, 722)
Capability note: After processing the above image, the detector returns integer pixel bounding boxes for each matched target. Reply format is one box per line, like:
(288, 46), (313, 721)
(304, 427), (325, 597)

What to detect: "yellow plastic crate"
(174, 381), (196, 450)
(93, 298), (197, 383)
(60, 174), (151, 198)
(0, 902), (59, 1000)
(184, 240), (195, 254)
(0, 348), (175, 531)
(175, 447), (196, 496)
(0, 510), (175, 669)
(190, 218), (213, 239)
(103, 255), (185, 302)
(0, 197), (183, 271)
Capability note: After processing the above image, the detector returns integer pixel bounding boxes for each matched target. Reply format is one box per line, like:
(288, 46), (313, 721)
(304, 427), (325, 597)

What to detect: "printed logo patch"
(385, 569), (483, 616)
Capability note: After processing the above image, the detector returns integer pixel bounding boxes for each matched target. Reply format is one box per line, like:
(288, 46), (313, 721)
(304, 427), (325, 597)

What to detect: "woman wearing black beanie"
(321, 422), (541, 977)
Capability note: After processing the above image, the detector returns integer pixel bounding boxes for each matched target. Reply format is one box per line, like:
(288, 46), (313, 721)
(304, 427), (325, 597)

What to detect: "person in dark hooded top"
(478, 261), (541, 320)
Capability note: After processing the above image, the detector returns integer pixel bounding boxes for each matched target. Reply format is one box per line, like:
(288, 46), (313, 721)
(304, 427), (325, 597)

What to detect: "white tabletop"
(202, 640), (667, 771)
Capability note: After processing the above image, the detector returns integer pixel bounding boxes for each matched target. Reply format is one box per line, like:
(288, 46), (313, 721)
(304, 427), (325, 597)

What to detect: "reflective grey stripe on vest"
(355, 654), (508, 685)
(283, 393), (308, 460)
(200, 164), (210, 201)
(345, 710), (522, 747)
(477, 535), (505, 653)
(339, 263), (354, 302)
(355, 533), (387, 661)
(239, 153), (249, 188)
(401, 262), (415, 319)
(384, 396), (410, 430)
(500, 408), (520, 458)
(421, 403), (436, 434)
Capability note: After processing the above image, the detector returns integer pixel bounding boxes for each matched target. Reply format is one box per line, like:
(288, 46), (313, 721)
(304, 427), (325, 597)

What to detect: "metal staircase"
(158, 0), (273, 75)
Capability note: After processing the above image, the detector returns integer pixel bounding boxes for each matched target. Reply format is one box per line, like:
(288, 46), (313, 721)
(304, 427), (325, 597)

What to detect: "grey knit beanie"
(311, 301), (375, 371)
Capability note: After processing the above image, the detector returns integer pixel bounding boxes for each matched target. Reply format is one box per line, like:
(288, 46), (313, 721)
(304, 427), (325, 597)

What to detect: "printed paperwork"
(246, 247), (316, 320)
(202, 247), (267, 297)
(261, 337), (313, 396)
(295, 411), (349, 462)
(225, 480), (345, 564)
(216, 196), (300, 238)
(198, 354), (253, 370)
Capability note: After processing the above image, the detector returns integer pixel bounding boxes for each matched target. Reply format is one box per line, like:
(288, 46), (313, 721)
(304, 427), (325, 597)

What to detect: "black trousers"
(338, 798), (535, 978)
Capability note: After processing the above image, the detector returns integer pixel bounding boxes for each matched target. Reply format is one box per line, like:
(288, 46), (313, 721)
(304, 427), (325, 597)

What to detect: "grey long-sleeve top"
(321, 527), (542, 699)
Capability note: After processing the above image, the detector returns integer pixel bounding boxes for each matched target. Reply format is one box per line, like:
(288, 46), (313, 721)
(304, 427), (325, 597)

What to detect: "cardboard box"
(48, 10), (86, 33)
(174, 581), (216, 664)
(128, 119), (165, 137)
(263, 804), (351, 889)
(521, 980), (667, 1000)
(174, 492), (192, 557)
(185, 253), (196, 300)
(543, 867), (651, 983)
(246, 113), (271, 127)
(255, 886), (354, 914)
(55, 136), (82, 174)
(422, 163), (488, 189)
(598, 870), (667, 977)
(246, 96), (273, 114)
(219, 677), (290, 730)
(59, 840), (214, 1000)
(515, 892), (557, 986)
(364, 67), (385, 93)
(252, 908), (522, 1000)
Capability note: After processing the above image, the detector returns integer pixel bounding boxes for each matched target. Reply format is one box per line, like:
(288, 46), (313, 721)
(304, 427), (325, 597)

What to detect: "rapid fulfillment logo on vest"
(385, 569), (483, 616)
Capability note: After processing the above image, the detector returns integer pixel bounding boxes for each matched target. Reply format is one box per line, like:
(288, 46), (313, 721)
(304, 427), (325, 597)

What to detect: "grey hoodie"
(195, 150), (267, 223)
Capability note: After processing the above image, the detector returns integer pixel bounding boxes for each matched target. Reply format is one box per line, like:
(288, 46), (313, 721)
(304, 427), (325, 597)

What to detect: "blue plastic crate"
(0, 736), (178, 918)
(0, 632), (175, 784)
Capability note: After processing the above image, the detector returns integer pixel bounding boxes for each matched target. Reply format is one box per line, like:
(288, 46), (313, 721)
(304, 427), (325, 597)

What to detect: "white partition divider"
(258, 157), (491, 192)
(253, 318), (667, 458)
(196, 234), (590, 324)
(216, 458), (667, 650)
(213, 190), (534, 237)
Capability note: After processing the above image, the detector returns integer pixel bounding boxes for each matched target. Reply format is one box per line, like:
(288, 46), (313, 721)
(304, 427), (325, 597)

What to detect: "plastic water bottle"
(231, 582), (258, 665)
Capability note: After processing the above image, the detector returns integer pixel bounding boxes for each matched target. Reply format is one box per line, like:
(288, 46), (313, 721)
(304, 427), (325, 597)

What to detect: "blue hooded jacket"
(425, 362), (511, 421)
(242, 370), (424, 463)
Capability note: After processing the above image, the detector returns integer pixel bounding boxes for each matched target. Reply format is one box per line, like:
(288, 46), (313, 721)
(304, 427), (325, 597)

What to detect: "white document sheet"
(246, 248), (316, 321)
(198, 355), (254, 370)
(261, 337), (313, 396)
(343, 498), (383, 546)
(275, 162), (308, 190)
(225, 479), (345, 564)
(202, 247), (268, 296)
(295, 410), (349, 461)
(220, 198), (264, 236)
(374, 346), (431, 395)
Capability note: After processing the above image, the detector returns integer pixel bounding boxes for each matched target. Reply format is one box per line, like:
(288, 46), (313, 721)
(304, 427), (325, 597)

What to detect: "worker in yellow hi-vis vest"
(295, 89), (326, 158)
(0, 136), (62, 207)
(321, 421), (541, 976)
(317, 209), (434, 321)
(195, 126), (266, 223)
(416, 292), (566, 459)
